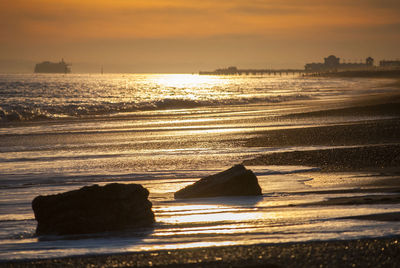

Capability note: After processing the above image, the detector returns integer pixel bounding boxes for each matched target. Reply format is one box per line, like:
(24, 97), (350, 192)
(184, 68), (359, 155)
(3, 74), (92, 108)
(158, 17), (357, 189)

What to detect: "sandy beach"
(2, 80), (400, 267)
(243, 90), (400, 214)
(3, 236), (400, 267)
(2, 0), (400, 264)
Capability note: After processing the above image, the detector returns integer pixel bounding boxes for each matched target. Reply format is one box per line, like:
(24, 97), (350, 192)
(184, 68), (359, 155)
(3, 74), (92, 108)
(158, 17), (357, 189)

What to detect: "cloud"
(1, 0), (400, 44)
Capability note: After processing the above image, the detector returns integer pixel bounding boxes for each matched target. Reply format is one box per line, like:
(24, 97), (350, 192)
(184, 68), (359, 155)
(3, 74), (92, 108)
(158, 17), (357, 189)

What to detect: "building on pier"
(379, 60), (400, 69)
(304, 55), (374, 72)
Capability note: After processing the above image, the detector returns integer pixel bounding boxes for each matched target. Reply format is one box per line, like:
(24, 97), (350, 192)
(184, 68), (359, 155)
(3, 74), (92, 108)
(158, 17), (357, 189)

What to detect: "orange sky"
(1, 0), (400, 72)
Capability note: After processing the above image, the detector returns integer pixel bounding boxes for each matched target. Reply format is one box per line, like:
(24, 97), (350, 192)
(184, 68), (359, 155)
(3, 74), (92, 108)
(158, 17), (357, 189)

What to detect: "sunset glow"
(1, 0), (400, 264)
(1, 1), (399, 72)
(3, 1), (400, 41)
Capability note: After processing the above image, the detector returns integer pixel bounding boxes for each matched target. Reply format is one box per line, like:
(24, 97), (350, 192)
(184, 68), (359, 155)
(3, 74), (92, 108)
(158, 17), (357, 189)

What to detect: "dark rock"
(174, 165), (262, 199)
(32, 183), (155, 236)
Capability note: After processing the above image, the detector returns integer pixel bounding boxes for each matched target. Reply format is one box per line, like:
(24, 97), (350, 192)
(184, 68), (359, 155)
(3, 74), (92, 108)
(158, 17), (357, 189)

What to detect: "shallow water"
(0, 73), (391, 122)
(0, 74), (399, 260)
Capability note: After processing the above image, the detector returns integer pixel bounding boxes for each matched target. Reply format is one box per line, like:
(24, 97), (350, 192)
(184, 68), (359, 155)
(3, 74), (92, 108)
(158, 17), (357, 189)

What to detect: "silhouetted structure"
(199, 66), (304, 75)
(34, 59), (71, 73)
(379, 60), (400, 69)
(200, 55), (399, 77)
(304, 55), (374, 72)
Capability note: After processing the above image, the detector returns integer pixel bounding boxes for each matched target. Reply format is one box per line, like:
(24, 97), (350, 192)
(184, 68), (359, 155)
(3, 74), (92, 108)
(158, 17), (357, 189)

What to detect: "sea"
(0, 73), (399, 261)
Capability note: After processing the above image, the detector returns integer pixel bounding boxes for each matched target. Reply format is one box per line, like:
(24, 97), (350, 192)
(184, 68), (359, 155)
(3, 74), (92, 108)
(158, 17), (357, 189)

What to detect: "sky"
(1, 0), (400, 73)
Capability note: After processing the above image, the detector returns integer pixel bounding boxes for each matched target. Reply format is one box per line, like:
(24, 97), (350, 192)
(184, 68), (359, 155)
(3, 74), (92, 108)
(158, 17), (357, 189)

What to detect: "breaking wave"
(0, 95), (312, 123)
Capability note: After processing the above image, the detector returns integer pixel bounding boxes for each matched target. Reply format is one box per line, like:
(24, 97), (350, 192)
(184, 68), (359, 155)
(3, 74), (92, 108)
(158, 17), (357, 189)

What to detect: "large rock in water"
(32, 183), (154, 236)
(174, 165), (262, 199)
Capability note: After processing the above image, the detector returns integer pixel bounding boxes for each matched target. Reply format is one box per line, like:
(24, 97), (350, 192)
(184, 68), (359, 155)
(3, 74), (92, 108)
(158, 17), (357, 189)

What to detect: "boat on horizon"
(34, 59), (71, 74)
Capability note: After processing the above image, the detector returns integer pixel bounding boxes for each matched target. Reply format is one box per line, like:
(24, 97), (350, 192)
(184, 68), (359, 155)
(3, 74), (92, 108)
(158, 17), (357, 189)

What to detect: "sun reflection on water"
(156, 203), (274, 225)
(152, 74), (227, 89)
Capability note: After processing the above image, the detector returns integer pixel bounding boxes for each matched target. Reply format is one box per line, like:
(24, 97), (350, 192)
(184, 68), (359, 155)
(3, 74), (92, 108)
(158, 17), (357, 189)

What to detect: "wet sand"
(3, 236), (400, 267)
(244, 144), (400, 172)
(3, 88), (400, 267)
(244, 91), (400, 173)
(243, 91), (400, 220)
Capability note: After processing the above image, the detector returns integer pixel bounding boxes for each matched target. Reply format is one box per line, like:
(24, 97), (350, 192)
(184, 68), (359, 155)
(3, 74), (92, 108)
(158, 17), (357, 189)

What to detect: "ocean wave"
(0, 107), (62, 122)
(0, 94), (312, 123)
(0, 214), (35, 222)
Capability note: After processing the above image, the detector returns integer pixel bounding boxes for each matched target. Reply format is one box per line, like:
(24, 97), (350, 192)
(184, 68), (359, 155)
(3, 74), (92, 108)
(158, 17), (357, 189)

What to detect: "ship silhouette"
(34, 59), (71, 73)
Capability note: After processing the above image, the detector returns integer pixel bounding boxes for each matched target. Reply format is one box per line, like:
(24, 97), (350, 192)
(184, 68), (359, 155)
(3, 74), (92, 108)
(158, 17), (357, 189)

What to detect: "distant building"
(200, 66), (239, 75)
(305, 55), (374, 72)
(366, 57), (374, 66)
(379, 60), (400, 69)
(215, 66), (238, 75)
(34, 59), (71, 73)
(324, 55), (340, 68)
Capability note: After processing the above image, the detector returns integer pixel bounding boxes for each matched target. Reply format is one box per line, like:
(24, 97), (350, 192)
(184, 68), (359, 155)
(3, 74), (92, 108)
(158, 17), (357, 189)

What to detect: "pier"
(199, 66), (306, 76)
(199, 56), (400, 77)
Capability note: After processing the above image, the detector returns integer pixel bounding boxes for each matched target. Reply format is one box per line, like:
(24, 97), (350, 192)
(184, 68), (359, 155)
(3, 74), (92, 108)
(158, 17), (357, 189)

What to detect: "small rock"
(32, 183), (154, 235)
(174, 164), (262, 199)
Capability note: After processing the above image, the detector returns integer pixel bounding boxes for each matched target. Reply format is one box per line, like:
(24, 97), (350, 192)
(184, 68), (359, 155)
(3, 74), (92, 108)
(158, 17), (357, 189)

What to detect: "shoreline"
(243, 90), (400, 172)
(3, 236), (400, 267)
(1, 77), (399, 129)
(243, 90), (400, 212)
(2, 79), (400, 267)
